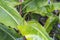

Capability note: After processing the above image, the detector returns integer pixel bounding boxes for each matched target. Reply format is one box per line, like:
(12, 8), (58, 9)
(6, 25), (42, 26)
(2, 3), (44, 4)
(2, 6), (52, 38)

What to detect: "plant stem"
(19, 0), (23, 15)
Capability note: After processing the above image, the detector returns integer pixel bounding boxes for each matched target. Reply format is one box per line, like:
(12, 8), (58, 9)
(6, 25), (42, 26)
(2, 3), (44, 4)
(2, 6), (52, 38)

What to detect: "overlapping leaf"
(23, 0), (60, 17)
(3, 0), (20, 7)
(23, 0), (49, 16)
(0, 24), (21, 40)
(23, 0), (54, 16)
(44, 16), (58, 33)
(0, 0), (24, 28)
(18, 21), (52, 40)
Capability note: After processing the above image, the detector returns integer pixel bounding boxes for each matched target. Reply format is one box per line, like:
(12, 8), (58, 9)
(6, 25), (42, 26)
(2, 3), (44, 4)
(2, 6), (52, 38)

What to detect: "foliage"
(0, 0), (60, 40)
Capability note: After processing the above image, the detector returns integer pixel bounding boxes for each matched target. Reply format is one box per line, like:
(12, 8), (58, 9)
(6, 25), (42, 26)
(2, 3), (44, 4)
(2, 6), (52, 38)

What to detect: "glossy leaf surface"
(18, 21), (52, 40)
(0, 0), (24, 28)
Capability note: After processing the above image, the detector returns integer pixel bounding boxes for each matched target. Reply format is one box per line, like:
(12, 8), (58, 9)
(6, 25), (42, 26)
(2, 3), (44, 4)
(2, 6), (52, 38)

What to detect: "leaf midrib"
(32, 26), (50, 40)
(0, 24), (16, 40)
(0, 6), (19, 25)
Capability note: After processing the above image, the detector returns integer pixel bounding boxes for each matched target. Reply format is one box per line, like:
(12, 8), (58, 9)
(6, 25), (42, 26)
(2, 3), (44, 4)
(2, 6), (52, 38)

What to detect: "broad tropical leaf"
(52, 3), (60, 10)
(18, 21), (52, 40)
(44, 16), (58, 33)
(0, 0), (24, 28)
(3, 0), (20, 7)
(23, 0), (60, 16)
(0, 24), (21, 40)
(50, 0), (60, 10)
(23, 0), (49, 16)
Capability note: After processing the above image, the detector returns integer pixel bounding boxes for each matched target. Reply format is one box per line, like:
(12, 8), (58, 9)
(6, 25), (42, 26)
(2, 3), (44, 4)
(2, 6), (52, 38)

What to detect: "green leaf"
(5, 1), (20, 7)
(53, 3), (60, 10)
(0, 24), (21, 40)
(23, 0), (55, 17)
(4, 0), (19, 2)
(3, 0), (20, 7)
(44, 16), (58, 33)
(23, 0), (60, 16)
(50, 0), (60, 10)
(0, 0), (24, 28)
(23, 0), (49, 16)
(56, 34), (60, 40)
(18, 21), (52, 40)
